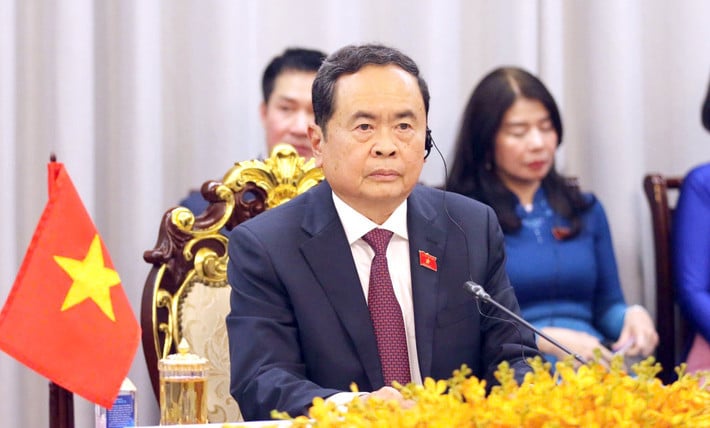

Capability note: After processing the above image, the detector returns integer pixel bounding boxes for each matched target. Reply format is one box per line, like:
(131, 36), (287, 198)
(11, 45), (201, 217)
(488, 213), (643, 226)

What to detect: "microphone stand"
(464, 281), (587, 365)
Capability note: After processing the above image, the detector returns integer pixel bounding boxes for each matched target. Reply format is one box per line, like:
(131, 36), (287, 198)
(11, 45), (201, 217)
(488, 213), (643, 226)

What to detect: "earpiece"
(424, 128), (433, 159)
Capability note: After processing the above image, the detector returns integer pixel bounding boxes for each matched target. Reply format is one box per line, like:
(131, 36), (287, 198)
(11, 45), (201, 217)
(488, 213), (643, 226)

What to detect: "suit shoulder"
(448, 191), (491, 211)
(425, 186), (493, 213)
(412, 185), (496, 223)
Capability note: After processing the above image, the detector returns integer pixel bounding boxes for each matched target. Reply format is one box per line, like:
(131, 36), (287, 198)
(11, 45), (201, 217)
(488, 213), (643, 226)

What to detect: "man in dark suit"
(226, 44), (541, 421)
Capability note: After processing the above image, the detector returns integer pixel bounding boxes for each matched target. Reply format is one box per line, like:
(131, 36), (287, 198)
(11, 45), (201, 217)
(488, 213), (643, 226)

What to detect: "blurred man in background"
(180, 47), (326, 213)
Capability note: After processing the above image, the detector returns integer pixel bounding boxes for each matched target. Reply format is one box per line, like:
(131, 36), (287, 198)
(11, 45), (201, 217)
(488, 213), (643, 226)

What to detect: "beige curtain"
(1, 0), (709, 426)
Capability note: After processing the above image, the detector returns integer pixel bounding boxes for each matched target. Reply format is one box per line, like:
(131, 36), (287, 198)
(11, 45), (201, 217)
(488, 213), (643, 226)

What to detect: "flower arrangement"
(273, 356), (710, 427)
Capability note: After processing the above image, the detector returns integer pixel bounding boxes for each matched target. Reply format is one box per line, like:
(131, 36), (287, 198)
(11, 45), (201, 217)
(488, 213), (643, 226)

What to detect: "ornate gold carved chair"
(642, 173), (688, 384)
(142, 144), (324, 422)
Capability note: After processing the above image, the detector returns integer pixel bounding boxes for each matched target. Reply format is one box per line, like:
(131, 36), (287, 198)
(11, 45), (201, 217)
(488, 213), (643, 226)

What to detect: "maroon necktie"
(362, 228), (411, 385)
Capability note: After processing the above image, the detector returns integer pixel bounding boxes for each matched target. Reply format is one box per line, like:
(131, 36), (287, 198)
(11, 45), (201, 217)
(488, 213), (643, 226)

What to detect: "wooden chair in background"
(141, 144), (324, 422)
(642, 173), (688, 384)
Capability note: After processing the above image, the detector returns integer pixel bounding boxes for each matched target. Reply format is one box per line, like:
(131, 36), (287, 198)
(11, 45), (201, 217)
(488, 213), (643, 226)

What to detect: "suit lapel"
(299, 182), (384, 388)
(407, 187), (446, 379)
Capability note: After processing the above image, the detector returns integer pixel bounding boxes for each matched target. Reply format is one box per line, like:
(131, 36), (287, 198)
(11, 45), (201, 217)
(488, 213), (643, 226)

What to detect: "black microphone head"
(463, 280), (477, 294)
(463, 281), (489, 300)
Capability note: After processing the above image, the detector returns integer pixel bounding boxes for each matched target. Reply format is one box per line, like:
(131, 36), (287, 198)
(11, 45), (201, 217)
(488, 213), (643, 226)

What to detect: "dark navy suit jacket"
(226, 181), (540, 420)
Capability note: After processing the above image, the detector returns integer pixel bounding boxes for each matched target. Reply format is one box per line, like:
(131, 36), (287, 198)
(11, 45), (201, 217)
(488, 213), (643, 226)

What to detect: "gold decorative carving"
(222, 143), (322, 208)
(142, 143), (324, 422)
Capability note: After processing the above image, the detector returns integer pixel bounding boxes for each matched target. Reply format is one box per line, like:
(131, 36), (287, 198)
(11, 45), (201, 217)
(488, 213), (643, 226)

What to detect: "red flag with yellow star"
(0, 161), (140, 408)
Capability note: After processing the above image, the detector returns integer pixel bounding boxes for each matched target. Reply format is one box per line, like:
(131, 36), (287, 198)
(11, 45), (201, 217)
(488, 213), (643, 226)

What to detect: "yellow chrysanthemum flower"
(272, 356), (710, 427)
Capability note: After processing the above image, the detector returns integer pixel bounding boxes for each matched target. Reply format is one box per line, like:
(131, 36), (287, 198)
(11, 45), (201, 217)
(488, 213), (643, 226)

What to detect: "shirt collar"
(331, 192), (409, 245)
(517, 186), (548, 217)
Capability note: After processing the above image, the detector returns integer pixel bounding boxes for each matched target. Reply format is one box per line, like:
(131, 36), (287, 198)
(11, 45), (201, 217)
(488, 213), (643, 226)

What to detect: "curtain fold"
(1, 1), (709, 426)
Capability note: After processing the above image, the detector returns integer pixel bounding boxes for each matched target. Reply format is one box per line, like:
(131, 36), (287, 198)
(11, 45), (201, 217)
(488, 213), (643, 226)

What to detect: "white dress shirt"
(331, 192), (422, 385)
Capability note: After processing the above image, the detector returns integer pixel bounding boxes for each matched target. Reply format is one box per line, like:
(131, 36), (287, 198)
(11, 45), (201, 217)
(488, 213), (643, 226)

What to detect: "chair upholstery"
(642, 173), (687, 384)
(142, 144), (324, 422)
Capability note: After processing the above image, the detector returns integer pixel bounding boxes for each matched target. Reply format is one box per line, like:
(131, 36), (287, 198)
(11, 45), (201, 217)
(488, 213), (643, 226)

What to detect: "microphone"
(463, 281), (587, 365)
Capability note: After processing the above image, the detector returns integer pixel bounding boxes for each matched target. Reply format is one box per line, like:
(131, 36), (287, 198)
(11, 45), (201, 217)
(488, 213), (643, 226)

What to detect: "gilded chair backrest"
(142, 144), (323, 422)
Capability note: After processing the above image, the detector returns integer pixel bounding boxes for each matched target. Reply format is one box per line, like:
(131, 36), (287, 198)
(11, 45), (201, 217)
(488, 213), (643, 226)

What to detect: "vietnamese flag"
(0, 161), (140, 408)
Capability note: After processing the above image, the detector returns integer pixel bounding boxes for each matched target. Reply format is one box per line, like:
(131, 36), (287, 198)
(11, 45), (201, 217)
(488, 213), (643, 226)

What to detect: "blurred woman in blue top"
(674, 75), (710, 373)
(446, 67), (658, 365)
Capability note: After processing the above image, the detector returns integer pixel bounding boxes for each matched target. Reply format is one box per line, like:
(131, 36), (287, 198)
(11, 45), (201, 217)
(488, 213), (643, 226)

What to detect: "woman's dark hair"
(312, 44), (430, 134)
(446, 66), (592, 237)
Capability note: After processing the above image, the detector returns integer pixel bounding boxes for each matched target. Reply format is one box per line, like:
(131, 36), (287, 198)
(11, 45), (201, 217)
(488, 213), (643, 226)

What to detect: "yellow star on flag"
(54, 234), (121, 321)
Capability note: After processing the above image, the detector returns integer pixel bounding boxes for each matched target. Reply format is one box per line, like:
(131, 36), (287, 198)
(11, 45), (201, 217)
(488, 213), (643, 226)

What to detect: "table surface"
(138, 421), (291, 428)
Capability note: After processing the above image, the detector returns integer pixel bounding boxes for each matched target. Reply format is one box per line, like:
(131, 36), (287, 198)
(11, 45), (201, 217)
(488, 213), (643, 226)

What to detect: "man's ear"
(308, 123), (324, 167)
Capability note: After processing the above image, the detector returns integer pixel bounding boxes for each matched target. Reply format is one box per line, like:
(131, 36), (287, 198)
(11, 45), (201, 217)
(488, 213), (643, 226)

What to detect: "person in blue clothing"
(446, 66), (658, 365)
(674, 75), (710, 373)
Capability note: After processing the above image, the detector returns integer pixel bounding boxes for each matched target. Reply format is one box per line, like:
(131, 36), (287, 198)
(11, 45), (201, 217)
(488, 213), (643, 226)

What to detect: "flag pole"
(47, 153), (75, 428)
(49, 382), (74, 428)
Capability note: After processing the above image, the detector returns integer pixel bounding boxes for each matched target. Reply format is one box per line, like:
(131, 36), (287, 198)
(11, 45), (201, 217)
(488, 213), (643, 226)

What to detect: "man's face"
(310, 64), (427, 224)
(261, 70), (317, 158)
